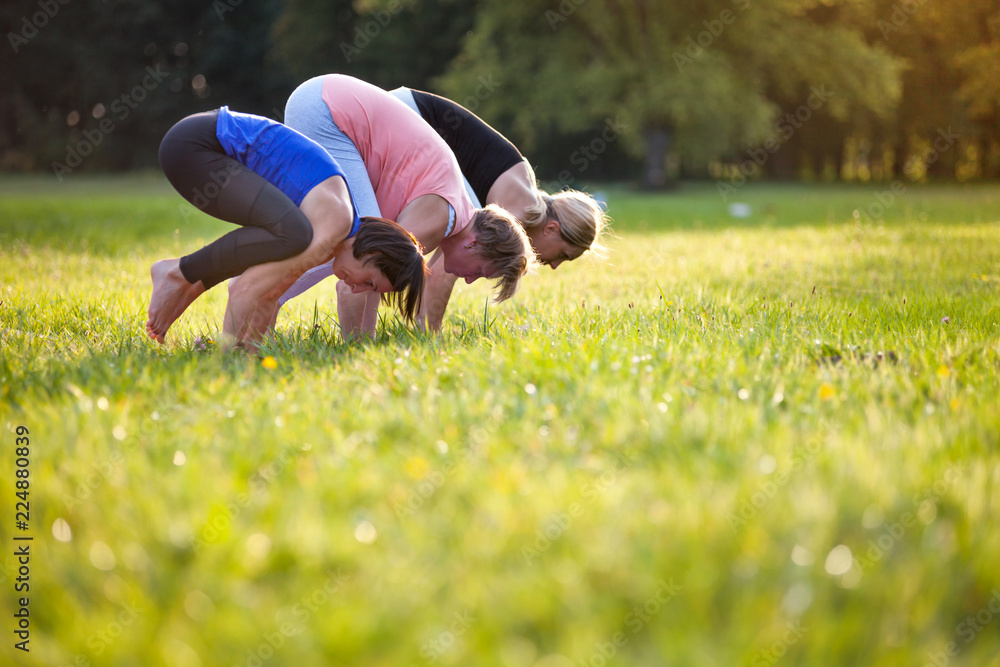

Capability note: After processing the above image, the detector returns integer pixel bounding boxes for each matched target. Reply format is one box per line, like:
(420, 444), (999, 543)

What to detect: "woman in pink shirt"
(387, 86), (610, 330)
(277, 74), (534, 338)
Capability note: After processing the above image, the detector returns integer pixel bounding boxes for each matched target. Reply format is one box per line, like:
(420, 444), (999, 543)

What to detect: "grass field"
(1, 176), (999, 666)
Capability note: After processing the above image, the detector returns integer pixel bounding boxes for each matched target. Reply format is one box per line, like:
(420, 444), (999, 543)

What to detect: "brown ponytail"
(353, 217), (428, 322)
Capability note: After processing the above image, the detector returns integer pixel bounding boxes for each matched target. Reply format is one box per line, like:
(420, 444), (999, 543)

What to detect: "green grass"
(2, 177), (999, 667)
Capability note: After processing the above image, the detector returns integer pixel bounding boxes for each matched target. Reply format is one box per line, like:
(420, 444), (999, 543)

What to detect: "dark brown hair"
(353, 217), (427, 322)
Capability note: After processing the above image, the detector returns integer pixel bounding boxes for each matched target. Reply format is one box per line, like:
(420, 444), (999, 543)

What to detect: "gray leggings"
(158, 110), (313, 289)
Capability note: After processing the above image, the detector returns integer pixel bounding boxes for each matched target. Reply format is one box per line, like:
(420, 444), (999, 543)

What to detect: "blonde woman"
(389, 87), (609, 330)
(276, 75), (535, 338)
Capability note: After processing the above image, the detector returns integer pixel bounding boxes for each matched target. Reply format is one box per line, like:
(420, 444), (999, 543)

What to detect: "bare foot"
(146, 259), (205, 343)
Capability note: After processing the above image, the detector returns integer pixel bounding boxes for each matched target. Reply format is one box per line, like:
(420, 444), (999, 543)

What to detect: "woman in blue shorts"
(146, 107), (427, 346)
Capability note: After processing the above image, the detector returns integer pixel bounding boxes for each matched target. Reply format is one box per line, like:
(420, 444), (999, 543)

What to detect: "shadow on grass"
(1, 304), (507, 411)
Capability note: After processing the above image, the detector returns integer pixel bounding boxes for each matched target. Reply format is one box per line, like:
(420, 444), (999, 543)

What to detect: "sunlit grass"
(1, 178), (999, 666)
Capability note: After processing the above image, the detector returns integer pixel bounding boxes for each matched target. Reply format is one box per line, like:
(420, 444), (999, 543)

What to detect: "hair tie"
(543, 194), (558, 223)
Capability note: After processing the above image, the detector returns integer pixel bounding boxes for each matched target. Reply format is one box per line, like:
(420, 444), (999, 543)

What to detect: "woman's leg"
(159, 111), (313, 288)
(147, 111), (314, 342)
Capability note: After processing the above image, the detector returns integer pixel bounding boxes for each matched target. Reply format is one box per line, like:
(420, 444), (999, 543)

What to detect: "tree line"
(2, 0), (997, 186)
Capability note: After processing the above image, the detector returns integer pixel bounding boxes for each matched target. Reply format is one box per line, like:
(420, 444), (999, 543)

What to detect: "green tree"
(3, 0), (292, 173)
(272, 0), (480, 92)
(877, 0), (1000, 179)
(436, 0), (902, 186)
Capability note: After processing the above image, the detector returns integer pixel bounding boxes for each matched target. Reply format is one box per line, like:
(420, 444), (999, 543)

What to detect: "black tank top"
(410, 90), (524, 205)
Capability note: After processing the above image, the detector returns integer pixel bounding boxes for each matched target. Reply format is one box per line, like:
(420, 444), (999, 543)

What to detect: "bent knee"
(282, 217), (314, 256)
(266, 209), (314, 258)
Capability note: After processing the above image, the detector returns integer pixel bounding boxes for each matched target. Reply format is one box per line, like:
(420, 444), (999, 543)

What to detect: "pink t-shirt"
(321, 74), (473, 234)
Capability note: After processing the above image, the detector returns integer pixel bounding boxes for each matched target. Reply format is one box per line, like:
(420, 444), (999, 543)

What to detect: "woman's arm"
(396, 193), (451, 252)
(225, 242), (342, 346)
(224, 177), (354, 344)
(413, 167), (534, 333)
(337, 193), (450, 337)
(335, 280), (379, 340)
(417, 249), (459, 332)
(222, 236), (332, 344)
(223, 276), (279, 347)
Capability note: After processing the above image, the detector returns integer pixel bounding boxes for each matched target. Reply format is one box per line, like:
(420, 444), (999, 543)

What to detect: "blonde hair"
(519, 161), (609, 257)
(470, 204), (538, 302)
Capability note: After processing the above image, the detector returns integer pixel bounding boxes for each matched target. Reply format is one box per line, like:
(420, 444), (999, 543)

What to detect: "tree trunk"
(834, 134), (847, 181)
(641, 126), (673, 189)
(981, 114), (1000, 180)
(925, 134), (957, 180)
(892, 135), (909, 181)
(767, 132), (798, 180)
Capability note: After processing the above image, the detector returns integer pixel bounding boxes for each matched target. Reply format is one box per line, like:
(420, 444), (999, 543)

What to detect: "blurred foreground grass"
(1, 177), (999, 666)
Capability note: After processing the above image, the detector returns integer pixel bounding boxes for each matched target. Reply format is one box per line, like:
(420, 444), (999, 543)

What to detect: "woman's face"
(333, 254), (393, 294)
(530, 221), (585, 270)
(443, 242), (497, 284)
